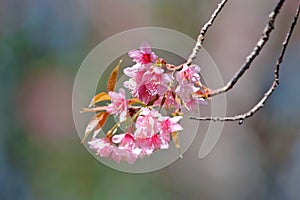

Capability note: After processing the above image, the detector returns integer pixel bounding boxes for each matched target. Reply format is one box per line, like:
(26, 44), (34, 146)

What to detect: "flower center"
(142, 53), (151, 64)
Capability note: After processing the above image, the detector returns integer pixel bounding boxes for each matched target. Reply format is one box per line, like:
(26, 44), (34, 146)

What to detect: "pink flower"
(135, 134), (169, 157)
(176, 64), (201, 84)
(88, 137), (112, 157)
(136, 84), (157, 105)
(89, 134), (142, 164)
(135, 137), (154, 157)
(149, 134), (162, 150)
(186, 95), (207, 112)
(123, 64), (148, 98)
(174, 64), (207, 110)
(159, 116), (183, 143)
(142, 67), (173, 95)
(88, 137), (123, 163)
(110, 148), (123, 164)
(123, 63), (147, 79)
(125, 43), (173, 105)
(135, 67), (173, 104)
(175, 83), (206, 110)
(112, 133), (141, 164)
(154, 90), (181, 109)
(160, 116), (183, 133)
(123, 79), (137, 96)
(120, 149), (139, 164)
(112, 133), (135, 148)
(134, 108), (161, 138)
(149, 134), (170, 150)
(106, 88), (128, 122)
(128, 42), (158, 64)
(175, 83), (196, 102)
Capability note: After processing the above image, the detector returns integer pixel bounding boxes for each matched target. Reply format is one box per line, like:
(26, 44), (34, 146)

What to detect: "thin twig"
(186, 0), (228, 66)
(208, 0), (285, 97)
(190, 4), (300, 123)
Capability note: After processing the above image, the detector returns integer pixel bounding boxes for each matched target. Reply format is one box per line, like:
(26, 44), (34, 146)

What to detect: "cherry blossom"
(88, 137), (123, 163)
(154, 90), (181, 109)
(159, 116), (183, 144)
(176, 64), (201, 84)
(134, 108), (161, 138)
(106, 88), (128, 122)
(137, 67), (173, 104)
(112, 133), (141, 164)
(124, 64), (173, 105)
(128, 42), (158, 64)
(160, 116), (183, 134)
(83, 42), (208, 165)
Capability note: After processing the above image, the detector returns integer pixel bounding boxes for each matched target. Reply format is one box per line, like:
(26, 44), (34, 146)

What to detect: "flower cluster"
(89, 107), (182, 164)
(82, 42), (209, 164)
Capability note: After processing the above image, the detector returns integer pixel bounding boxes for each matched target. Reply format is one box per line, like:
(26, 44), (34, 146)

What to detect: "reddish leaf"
(193, 87), (211, 99)
(175, 94), (182, 106)
(92, 112), (110, 138)
(107, 59), (122, 92)
(81, 106), (107, 113)
(106, 122), (121, 137)
(128, 98), (145, 105)
(194, 80), (203, 87)
(81, 112), (109, 143)
(171, 131), (183, 158)
(88, 92), (111, 108)
(160, 94), (166, 107)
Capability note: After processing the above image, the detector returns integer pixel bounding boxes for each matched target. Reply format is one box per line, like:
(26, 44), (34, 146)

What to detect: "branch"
(207, 0), (285, 97)
(190, 4), (300, 124)
(186, 0), (228, 66)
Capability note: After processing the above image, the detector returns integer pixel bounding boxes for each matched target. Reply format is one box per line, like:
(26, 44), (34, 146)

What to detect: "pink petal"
(171, 124), (183, 132)
(152, 66), (164, 74)
(128, 50), (140, 59)
(112, 134), (126, 144)
(111, 148), (122, 164)
(169, 116), (182, 123)
(140, 41), (152, 53)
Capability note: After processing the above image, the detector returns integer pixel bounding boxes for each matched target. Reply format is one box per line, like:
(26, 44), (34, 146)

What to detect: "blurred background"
(1, 0), (300, 199)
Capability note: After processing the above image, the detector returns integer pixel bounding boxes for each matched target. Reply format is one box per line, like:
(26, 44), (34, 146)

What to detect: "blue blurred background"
(1, 0), (300, 199)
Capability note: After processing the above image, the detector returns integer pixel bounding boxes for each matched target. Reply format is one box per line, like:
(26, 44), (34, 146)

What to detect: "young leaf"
(175, 94), (182, 106)
(88, 92), (111, 108)
(159, 93), (166, 112)
(106, 122), (121, 137)
(92, 112), (110, 138)
(171, 131), (183, 158)
(128, 98), (146, 106)
(81, 112), (109, 143)
(107, 59), (122, 92)
(81, 106), (107, 113)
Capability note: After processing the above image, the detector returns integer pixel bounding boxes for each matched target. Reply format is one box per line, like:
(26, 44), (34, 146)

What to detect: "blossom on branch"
(106, 88), (128, 122)
(81, 42), (208, 164)
(128, 42), (158, 64)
